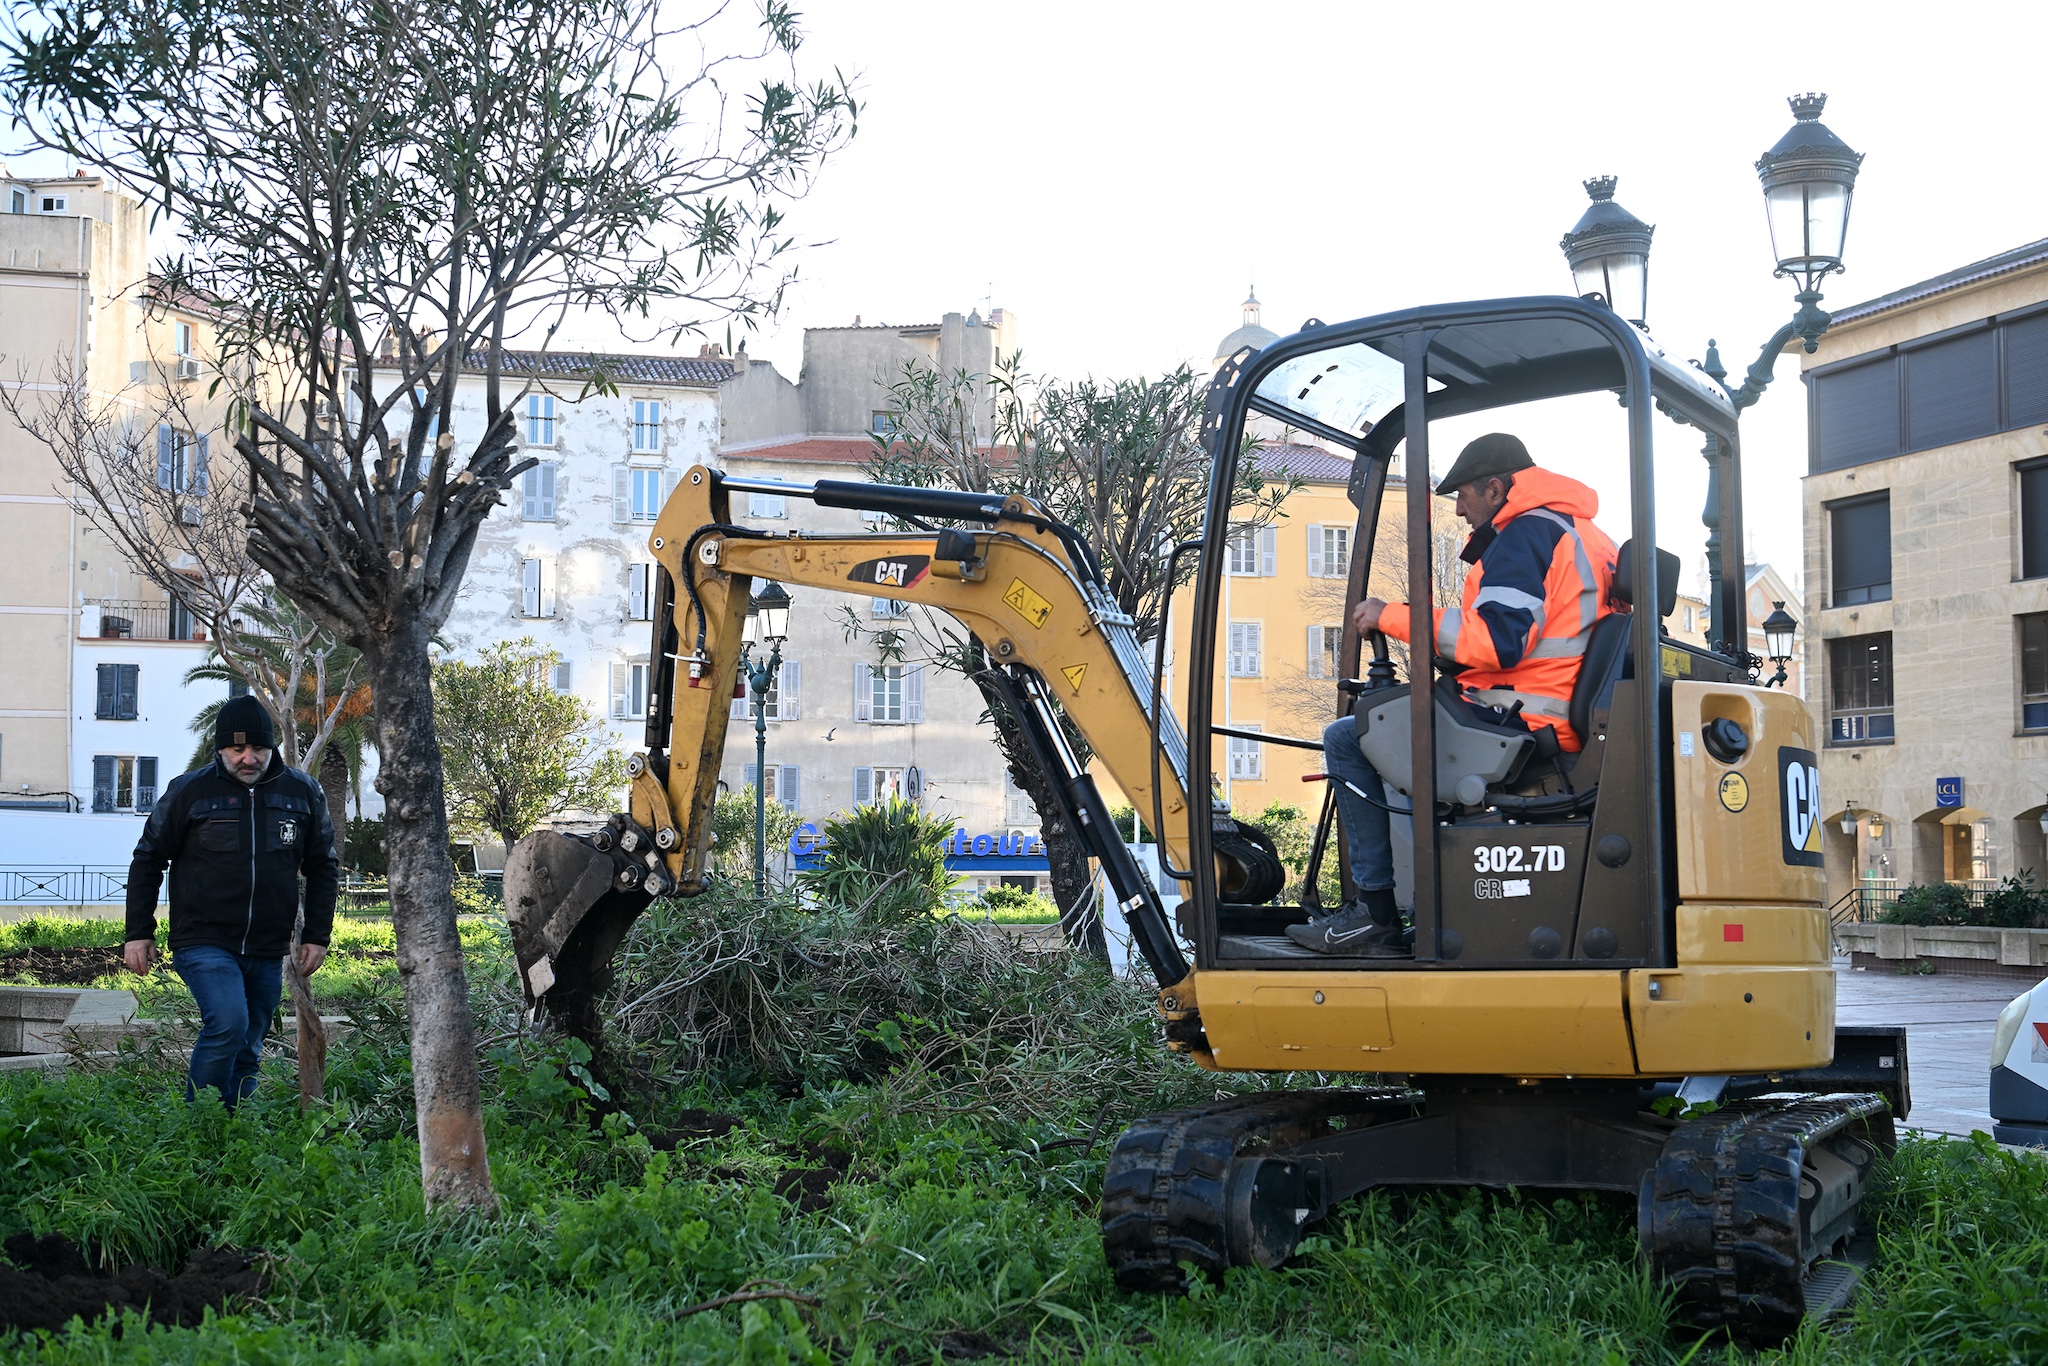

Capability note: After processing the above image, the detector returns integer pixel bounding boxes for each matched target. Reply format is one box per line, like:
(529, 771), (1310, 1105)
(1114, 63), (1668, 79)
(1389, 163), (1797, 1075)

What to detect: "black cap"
(214, 695), (277, 751)
(1436, 433), (1533, 495)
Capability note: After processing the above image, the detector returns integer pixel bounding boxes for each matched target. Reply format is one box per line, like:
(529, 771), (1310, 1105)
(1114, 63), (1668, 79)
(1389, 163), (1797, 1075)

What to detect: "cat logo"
(1777, 746), (1824, 867)
(846, 555), (930, 590)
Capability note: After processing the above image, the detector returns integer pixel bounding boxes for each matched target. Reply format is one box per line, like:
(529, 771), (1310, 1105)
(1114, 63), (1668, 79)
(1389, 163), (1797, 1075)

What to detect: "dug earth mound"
(0, 1232), (263, 1335)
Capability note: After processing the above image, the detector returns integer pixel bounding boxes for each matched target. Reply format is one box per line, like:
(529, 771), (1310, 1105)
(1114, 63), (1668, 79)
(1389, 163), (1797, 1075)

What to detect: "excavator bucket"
(502, 830), (652, 1044)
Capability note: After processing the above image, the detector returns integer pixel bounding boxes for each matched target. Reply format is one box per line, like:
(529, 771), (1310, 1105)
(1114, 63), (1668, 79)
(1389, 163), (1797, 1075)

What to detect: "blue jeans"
(173, 944), (283, 1108)
(1323, 717), (1395, 895)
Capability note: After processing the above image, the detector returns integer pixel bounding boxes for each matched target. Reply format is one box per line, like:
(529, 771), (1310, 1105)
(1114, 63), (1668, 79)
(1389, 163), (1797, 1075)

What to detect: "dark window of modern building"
(2008, 311), (2048, 428)
(2022, 613), (2048, 733)
(1829, 492), (1892, 606)
(2022, 458), (2048, 581)
(1905, 329), (1999, 451)
(94, 663), (139, 720)
(1828, 633), (1894, 744)
(1812, 358), (1901, 473)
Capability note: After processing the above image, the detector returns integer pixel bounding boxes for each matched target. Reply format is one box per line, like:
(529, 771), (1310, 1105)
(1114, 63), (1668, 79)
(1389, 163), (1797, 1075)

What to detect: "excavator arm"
(503, 464), (1236, 1040)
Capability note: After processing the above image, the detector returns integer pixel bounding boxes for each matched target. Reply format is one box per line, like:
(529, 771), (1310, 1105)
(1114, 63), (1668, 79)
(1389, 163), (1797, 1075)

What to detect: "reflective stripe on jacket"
(1379, 465), (1618, 751)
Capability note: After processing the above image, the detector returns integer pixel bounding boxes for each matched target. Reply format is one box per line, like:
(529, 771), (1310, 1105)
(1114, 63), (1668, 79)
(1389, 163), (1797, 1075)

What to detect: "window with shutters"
(1905, 329), (1998, 451)
(631, 399), (662, 453)
(870, 664), (905, 722)
(1227, 622), (1262, 677)
(731, 660), (800, 721)
(1306, 624), (1342, 679)
(1810, 358), (1900, 473)
(2009, 312), (2048, 428)
(519, 558), (555, 618)
(525, 393), (557, 445)
(854, 662), (920, 724)
(1004, 772), (1035, 826)
(521, 462), (557, 521)
(95, 663), (139, 720)
(91, 755), (154, 812)
(1827, 633), (1893, 744)
(611, 660), (650, 719)
(743, 763), (801, 811)
(2021, 459), (2048, 581)
(155, 427), (207, 494)
(550, 661), (572, 694)
(871, 766), (907, 800)
(748, 492), (787, 519)
(1307, 525), (1350, 578)
(627, 563), (653, 621)
(1228, 725), (1264, 780)
(2021, 614), (2048, 732)
(1225, 524), (1276, 576)
(1828, 493), (1891, 606)
(870, 596), (909, 619)
(629, 467), (664, 522)
(169, 598), (195, 642)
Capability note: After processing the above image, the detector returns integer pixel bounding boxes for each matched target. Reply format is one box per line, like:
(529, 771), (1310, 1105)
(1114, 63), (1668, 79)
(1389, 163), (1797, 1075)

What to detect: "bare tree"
(862, 357), (1298, 961)
(4, 0), (854, 1212)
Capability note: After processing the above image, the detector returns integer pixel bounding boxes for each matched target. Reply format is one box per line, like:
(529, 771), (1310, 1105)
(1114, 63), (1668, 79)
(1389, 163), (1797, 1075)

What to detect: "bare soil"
(0, 948), (125, 987)
(0, 1231), (263, 1335)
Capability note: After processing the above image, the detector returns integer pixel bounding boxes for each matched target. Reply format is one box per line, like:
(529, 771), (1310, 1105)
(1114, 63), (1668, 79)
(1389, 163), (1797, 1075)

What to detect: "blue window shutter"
(780, 765), (799, 812)
(117, 664), (139, 719)
(156, 425), (176, 489)
(192, 435), (210, 494)
(92, 755), (115, 812)
(136, 757), (158, 812)
(95, 664), (116, 718)
(853, 766), (872, 805)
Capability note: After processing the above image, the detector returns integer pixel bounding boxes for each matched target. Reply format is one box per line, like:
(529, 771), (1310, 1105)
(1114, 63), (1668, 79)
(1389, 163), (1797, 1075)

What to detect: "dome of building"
(1213, 287), (1278, 364)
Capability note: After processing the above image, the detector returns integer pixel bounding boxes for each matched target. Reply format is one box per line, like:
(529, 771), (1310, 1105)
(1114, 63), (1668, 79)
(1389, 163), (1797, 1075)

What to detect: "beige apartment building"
(1799, 237), (2048, 906)
(0, 172), (232, 816)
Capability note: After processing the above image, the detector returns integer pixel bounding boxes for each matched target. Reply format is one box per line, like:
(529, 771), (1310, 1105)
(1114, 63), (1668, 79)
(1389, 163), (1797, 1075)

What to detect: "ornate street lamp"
(1560, 176), (1654, 326)
(1867, 813), (1884, 840)
(1761, 601), (1798, 687)
(1840, 800), (1859, 838)
(741, 580), (792, 894)
(1562, 93), (1863, 664)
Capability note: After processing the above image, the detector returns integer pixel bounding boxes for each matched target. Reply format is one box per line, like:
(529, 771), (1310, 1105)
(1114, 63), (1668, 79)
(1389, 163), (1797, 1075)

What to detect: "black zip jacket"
(125, 753), (340, 956)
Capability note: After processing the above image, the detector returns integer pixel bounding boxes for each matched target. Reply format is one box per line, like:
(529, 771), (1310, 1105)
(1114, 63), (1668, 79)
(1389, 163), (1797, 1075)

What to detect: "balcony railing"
(80, 599), (205, 643)
(1828, 879), (2002, 926)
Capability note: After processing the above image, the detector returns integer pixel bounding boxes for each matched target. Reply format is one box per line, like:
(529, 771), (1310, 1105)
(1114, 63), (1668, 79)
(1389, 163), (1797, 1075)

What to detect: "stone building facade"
(1797, 237), (2048, 904)
(0, 172), (228, 817)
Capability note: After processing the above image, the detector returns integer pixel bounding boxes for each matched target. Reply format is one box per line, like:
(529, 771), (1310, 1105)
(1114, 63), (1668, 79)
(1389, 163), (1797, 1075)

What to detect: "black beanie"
(215, 695), (277, 751)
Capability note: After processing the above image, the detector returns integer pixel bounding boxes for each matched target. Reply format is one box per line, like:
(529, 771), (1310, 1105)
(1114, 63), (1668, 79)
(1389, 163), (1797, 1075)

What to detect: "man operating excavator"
(1290, 432), (1620, 956)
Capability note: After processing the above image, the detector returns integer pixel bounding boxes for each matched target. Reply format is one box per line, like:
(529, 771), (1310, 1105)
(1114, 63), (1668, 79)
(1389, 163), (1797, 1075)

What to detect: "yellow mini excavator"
(503, 295), (1907, 1345)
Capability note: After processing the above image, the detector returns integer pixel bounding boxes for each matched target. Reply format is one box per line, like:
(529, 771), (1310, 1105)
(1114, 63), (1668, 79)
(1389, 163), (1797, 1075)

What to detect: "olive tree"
(3, 0), (854, 1212)
(435, 639), (627, 855)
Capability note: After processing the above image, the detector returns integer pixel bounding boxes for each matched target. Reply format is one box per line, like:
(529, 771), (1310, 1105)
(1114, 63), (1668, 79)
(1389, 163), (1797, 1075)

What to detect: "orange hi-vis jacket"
(1378, 466), (1619, 752)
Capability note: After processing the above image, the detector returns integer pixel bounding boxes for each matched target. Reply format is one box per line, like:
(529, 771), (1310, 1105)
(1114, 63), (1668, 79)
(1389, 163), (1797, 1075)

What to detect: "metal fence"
(1828, 880), (2001, 926)
(0, 866), (131, 907)
(82, 598), (203, 642)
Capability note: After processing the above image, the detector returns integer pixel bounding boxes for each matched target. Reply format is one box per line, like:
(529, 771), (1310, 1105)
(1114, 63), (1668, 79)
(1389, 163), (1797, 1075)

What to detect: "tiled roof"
(1259, 442), (1352, 483)
(374, 348), (735, 387)
(721, 436), (875, 466)
(1830, 237), (2048, 324)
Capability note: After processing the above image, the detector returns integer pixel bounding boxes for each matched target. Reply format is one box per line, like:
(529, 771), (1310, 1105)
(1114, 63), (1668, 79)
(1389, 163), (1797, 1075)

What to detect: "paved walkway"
(1834, 959), (2040, 1140)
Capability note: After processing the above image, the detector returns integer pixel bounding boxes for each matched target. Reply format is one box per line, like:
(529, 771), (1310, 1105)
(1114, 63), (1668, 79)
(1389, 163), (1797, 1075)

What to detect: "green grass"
(2, 914), (2045, 1363)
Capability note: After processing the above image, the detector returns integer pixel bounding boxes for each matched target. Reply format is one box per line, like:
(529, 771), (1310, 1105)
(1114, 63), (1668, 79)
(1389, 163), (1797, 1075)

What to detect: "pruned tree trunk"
(968, 665), (1109, 964)
(368, 627), (496, 1215)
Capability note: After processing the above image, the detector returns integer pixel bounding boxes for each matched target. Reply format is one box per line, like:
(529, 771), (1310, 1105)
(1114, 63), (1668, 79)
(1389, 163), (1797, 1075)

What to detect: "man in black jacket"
(125, 695), (340, 1107)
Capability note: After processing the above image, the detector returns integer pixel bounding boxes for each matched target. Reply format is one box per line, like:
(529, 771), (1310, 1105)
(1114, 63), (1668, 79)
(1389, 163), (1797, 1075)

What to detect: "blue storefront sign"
(1934, 777), (1963, 809)
(788, 823), (1051, 873)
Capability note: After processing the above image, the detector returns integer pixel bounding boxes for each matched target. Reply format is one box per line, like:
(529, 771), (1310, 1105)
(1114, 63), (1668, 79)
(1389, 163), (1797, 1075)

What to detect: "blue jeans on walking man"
(173, 944), (284, 1108)
(1321, 716), (1396, 898)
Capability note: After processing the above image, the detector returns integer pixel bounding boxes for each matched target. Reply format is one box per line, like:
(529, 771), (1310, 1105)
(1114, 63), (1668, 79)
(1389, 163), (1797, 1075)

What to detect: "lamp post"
(1562, 93), (1863, 657)
(1841, 800), (1858, 837)
(740, 581), (791, 895)
(1761, 600), (1798, 688)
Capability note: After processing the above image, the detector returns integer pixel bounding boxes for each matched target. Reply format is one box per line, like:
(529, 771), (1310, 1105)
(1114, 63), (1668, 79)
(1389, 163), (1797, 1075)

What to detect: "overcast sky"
(14, 2), (2044, 591)
(721, 0), (2048, 593)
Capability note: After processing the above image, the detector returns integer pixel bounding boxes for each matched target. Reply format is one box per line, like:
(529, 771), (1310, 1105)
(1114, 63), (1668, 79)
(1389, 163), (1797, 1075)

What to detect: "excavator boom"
(503, 465), (1225, 1031)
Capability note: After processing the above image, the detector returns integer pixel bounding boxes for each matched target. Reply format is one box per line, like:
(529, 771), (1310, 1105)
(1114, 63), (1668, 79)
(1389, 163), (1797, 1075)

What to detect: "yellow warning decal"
(1004, 578), (1053, 629)
(1661, 646), (1692, 678)
(1718, 771), (1749, 813)
(1061, 663), (1088, 693)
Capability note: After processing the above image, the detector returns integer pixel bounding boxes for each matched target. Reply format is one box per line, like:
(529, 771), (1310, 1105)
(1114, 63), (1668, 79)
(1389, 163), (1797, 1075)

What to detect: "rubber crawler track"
(1100, 1088), (1418, 1292)
(1645, 1092), (1894, 1345)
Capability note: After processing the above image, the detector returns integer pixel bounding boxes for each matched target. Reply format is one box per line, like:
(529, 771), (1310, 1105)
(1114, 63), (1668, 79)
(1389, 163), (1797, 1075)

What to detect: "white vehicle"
(1990, 980), (2048, 1147)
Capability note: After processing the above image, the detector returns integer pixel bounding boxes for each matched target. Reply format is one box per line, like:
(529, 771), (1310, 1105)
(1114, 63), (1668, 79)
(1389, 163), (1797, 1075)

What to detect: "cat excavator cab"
(501, 295), (1905, 1345)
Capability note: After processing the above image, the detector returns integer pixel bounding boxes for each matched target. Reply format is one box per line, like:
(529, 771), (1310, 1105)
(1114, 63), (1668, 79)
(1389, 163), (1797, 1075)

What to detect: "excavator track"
(1101, 1088), (1420, 1291)
(1644, 1091), (1894, 1346)
(1104, 1086), (1893, 1346)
